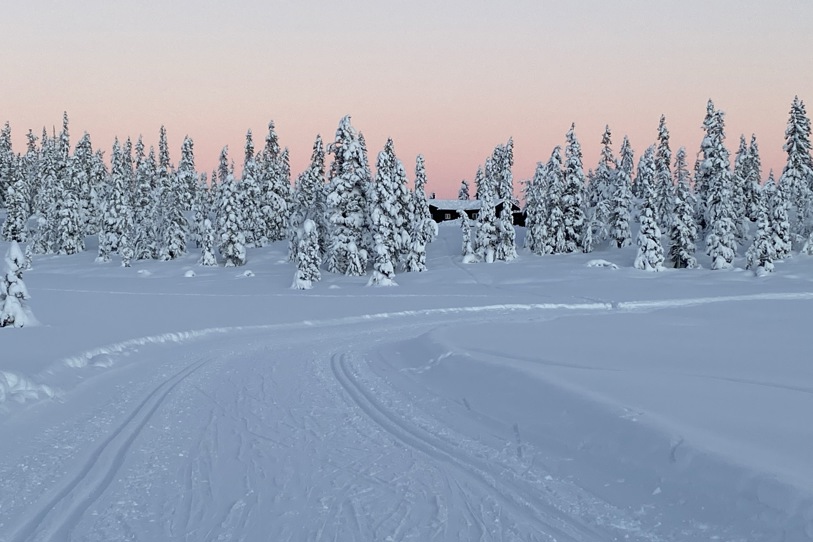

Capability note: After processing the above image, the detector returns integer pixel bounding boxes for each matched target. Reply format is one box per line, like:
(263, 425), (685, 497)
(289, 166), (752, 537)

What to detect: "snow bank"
(0, 371), (53, 405)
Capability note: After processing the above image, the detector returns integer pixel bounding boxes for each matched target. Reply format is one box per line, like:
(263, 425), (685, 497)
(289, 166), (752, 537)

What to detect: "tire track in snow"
(330, 352), (603, 542)
(4, 357), (210, 542)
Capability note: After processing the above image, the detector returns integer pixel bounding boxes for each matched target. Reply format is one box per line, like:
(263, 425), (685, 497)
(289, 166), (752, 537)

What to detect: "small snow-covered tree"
(216, 148), (246, 267)
(746, 187), (776, 276)
(405, 154), (437, 272)
(292, 219), (321, 289)
(668, 148), (698, 269)
(197, 183), (217, 267)
(634, 146), (665, 271)
(290, 135), (328, 261)
(1, 241), (34, 328)
(765, 171), (792, 260)
(609, 136), (634, 248)
(458, 179), (470, 200)
(2, 156), (29, 242)
(460, 210), (477, 263)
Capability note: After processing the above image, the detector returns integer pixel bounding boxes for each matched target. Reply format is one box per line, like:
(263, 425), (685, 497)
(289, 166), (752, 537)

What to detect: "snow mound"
(137, 269), (152, 276)
(587, 259), (619, 269)
(237, 270), (255, 278)
(0, 371), (54, 405)
(184, 270), (196, 278)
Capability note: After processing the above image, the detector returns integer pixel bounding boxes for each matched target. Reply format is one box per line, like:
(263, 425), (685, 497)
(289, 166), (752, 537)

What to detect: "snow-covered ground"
(2, 223), (813, 541)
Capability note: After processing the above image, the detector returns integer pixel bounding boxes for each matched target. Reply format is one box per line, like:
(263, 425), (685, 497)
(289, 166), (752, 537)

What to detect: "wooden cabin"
(428, 199), (525, 227)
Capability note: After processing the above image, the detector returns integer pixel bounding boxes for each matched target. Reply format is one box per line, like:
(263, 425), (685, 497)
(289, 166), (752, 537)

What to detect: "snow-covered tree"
(694, 100), (718, 229)
(1, 156), (29, 242)
(474, 158), (499, 263)
(97, 139), (133, 263)
(765, 171), (792, 260)
(292, 219), (322, 290)
(325, 116), (368, 276)
(668, 147), (698, 268)
(544, 146), (568, 254)
(563, 125), (587, 252)
(609, 136), (634, 248)
(0, 122), (13, 210)
(585, 126), (615, 247)
(779, 96), (813, 245)
(405, 154), (437, 272)
(493, 141), (517, 261)
(369, 139), (400, 284)
(458, 179), (470, 200)
(257, 121), (291, 244)
(634, 146), (665, 271)
(654, 115), (674, 231)
(523, 162), (548, 254)
(703, 104), (738, 270)
(240, 130), (262, 247)
(744, 134), (763, 221)
(460, 210), (477, 263)
(731, 135), (752, 243)
(134, 143), (159, 260)
(746, 186), (776, 276)
(177, 135), (198, 211)
(1, 241), (34, 328)
(216, 147), (246, 267)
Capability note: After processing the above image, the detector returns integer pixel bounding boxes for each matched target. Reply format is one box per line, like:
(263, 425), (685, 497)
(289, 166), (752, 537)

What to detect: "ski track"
(332, 352), (607, 542)
(3, 357), (211, 542)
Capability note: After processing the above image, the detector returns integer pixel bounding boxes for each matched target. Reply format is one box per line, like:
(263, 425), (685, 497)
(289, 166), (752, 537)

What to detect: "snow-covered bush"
(1, 241), (35, 328)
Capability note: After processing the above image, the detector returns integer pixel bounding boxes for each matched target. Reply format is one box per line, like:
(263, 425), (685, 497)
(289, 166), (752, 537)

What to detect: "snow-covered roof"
(428, 199), (483, 211)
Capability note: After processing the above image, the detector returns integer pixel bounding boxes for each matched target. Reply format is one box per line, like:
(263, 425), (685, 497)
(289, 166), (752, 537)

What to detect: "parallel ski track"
(331, 352), (605, 542)
(4, 357), (211, 542)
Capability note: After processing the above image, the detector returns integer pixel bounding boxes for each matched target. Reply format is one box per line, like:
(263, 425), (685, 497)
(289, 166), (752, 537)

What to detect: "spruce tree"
(240, 130), (262, 247)
(694, 100), (717, 229)
(290, 135), (327, 261)
(460, 210), (477, 263)
(586, 126), (615, 247)
(731, 135), (751, 243)
(563, 124), (587, 253)
(1, 241), (34, 328)
(216, 147), (246, 267)
(654, 115), (674, 231)
(634, 146), (665, 271)
(134, 144), (160, 260)
(458, 179), (470, 200)
(493, 141), (517, 261)
(779, 96), (813, 246)
(474, 158), (499, 263)
(668, 147), (698, 268)
(544, 146), (568, 254)
(746, 187), (776, 275)
(325, 116), (368, 276)
(292, 219), (322, 289)
(258, 121), (290, 243)
(609, 136), (634, 248)
(405, 154), (437, 272)
(0, 122), (12, 210)
(703, 105), (738, 270)
(1, 156), (29, 242)
(369, 139), (400, 284)
(744, 134), (763, 221)
(766, 171), (792, 259)
(97, 139), (133, 263)
(523, 163), (547, 255)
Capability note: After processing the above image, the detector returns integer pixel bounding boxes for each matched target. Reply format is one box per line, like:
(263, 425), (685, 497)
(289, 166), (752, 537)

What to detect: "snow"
(2, 224), (813, 540)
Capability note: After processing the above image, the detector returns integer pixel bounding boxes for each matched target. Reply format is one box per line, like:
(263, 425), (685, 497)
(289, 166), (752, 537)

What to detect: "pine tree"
(563, 124), (587, 253)
(746, 186), (775, 275)
(257, 121), (290, 243)
(240, 130), (262, 247)
(634, 146), (665, 271)
(766, 171), (792, 259)
(292, 219), (322, 289)
(654, 115), (674, 231)
(703, 105), (738, 270)
(609, 136), (634, 248)
(668, 147), (698, 268)
(779, 96), (813, 246)
(731, 135), (752, 243)
(159, 174), (188, 261)
(744, 134), (763, 221)
(458, 179), (470, 200)
(290, 135), (328, 261)
(134, 143), (159, 260)
(30, 133), (59, 254)
(494, 141), (517, 261)
(216, 147), (246, 267)
(177, 135), (198, 211)
(325, 116), (368, 276)
(1, 241), (34, 328)
(694, 100), (717, 229)
(72, 132), (95, 236)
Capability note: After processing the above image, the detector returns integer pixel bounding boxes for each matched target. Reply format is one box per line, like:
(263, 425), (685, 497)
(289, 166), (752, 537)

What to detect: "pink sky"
(3, 1), (812, 198)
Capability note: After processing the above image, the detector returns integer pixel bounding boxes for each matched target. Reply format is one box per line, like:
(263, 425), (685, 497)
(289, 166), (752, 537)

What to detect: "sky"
(2, 0), (812, 198)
